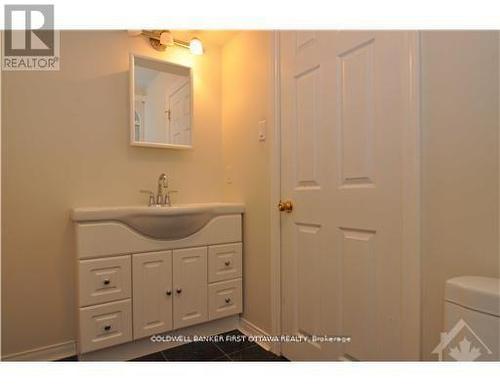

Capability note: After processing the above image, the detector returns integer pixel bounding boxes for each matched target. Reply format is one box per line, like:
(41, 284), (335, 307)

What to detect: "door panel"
(295, 65), (321, 187)
(339, 228), (377, 360)
(132, 251), (173, 339)
(338, 39), (375, 186)
(280, 31), (410, 361)
(295, 224), (322, 339)
(173, 247), (208, 329)
(169, 82), (191, 145)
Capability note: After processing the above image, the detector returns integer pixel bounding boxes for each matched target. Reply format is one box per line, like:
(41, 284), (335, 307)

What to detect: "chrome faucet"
(140, 173), (177, 207)
(157, 173), (168, 205)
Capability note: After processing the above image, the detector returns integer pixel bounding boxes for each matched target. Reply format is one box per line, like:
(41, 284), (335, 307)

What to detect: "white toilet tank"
(442, 276), (500, 361)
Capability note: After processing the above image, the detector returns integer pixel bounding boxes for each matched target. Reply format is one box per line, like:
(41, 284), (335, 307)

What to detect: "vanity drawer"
(79, 299), (132, 353)
(208, 243), (242, 283)
(79, 255), (131, 307)
(208, 278), (242, 320)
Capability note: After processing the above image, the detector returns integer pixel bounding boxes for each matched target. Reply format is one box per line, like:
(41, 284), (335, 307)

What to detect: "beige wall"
(1, 31), (225, 356)
(221, 32), (272, 333)
(421, 31), (500, 360)
(4, 29), (498, 360)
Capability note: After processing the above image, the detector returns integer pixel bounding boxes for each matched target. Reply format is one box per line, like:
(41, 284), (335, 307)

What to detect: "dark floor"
(58, 330), (288, 362)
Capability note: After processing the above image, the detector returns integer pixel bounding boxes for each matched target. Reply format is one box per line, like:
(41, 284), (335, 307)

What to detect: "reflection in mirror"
(130, 54), (192, 149)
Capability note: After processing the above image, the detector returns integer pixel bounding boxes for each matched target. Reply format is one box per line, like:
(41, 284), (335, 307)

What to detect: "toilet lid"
(445, 276), (500, 316)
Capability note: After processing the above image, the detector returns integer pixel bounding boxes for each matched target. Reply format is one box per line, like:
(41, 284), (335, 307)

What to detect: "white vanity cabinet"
(73, 207), (243, 355)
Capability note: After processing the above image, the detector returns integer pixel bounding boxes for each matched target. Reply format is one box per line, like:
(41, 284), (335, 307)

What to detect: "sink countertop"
(72, 202), (245, 222)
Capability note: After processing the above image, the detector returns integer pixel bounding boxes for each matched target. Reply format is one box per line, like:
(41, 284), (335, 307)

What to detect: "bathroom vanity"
(72, 203), (244, 359)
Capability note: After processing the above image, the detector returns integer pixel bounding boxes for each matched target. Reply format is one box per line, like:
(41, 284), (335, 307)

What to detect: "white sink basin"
(72, 203), (244, 240)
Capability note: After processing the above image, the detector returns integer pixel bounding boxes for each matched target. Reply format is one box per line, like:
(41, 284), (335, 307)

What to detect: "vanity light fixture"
(189, 38), (204, 55)
(129, 30), (204, 55)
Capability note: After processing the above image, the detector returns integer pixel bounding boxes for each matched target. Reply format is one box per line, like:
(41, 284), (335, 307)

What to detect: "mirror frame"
(129, 53), (193, 150)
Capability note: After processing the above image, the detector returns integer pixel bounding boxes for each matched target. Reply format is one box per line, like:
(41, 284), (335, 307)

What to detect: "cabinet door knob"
(103, 279), (110, 285)
(104, 325), (111, 331)
(225, 297), (231, 303)
(176, 288), (182, 294)
(224, 260), (231, 266)
(166, 290), (172, 296)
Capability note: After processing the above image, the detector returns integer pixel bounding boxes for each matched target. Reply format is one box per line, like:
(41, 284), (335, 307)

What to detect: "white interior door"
(280, 31), (414, 361)
(169, 81), (191, 145)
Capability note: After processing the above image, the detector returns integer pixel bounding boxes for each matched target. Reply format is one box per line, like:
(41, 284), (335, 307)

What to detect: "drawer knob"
(103, 279), (110, 285)
(104, 325), (111, 331)
(166, 290), (172, 296)
(225, 297), (231, 304)
(224, 261), (231, 266)
(176, 288), (182, 294)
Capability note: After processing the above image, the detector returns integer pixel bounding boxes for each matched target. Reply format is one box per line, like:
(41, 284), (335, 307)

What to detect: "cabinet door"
(132, 251), (173, 339)
(173, 247), (208, 329)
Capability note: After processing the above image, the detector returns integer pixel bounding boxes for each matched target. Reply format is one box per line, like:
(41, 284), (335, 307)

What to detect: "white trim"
(400, 31), (422, 360)
(130, 141), (193, 150)
(238, 317), (272, 351)
(2, 341), (76, 362)
(269, 30), (282, 356)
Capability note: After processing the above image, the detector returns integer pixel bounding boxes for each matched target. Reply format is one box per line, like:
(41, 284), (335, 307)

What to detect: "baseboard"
(238, 317), (273, 351)
(2, 340), (76, 362)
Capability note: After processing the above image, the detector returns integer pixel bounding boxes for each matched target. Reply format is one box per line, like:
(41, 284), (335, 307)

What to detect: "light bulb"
(189, 38), (204, 55)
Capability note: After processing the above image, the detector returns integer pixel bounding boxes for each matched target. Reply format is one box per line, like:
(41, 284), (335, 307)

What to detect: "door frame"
(268, 31), (422, 360)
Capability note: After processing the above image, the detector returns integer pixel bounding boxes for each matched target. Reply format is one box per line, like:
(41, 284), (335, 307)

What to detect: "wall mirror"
(130, 54), (192, 149)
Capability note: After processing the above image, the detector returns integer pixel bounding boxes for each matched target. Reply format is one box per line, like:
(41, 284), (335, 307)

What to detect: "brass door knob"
(278, 200), (293, 213)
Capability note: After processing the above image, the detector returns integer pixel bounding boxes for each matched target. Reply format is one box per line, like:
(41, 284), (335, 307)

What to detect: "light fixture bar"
(133, 30), (203, 55)
(173, 39), (190, 49)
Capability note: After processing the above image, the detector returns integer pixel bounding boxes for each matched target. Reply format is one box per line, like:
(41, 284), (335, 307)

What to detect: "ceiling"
(171, 30), (239, 47)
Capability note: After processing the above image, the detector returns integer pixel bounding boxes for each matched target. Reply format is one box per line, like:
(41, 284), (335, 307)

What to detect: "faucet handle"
(165, 190), (178, 206)
(140, 190), (155, 207)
